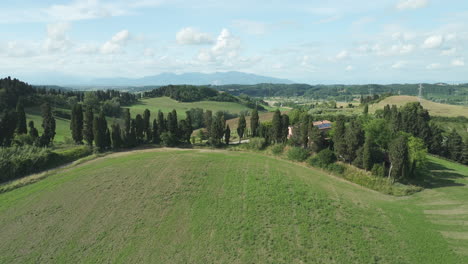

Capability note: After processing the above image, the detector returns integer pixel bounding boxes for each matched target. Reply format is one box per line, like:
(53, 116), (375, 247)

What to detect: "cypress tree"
(167, 110), (178, 136)
(204, 110), (213, 139)
(0, 111), (17, 146)
(225, 124), (231, 145)
(127, 119), (137, 147)
(39, 103), (56, 146)
(93, 112), (108, 151)
(281, 114), (290, 143)
(185, 111), (193, 141)
(123, 108), (131, 135)
(333, 115), (347, 161)
(250, 108), (260, 137)
(157, 110), (166, 133)
(300, 114), (310, 148)
(152, 119), (160, 144)
(446, 130), (464, 162)
(111, 123), (122, 149)
(363, 104), (369, 115)
(309, 125), (324, 153)
(70, 103), (84, 144)
(83, 106), (94, 146)
(362, 136), (373, 171)
(135, 114), (144, 141)
(16, 98), (27, 134)
(211, 111), (225, 145)
(143, 109), (151, 142)
(237, 113), (246, 143)
(271, 109), (282, 143)
(388, 135), (409, 181)
(28, 121), (39, 138)
(344, 120), (364, 163)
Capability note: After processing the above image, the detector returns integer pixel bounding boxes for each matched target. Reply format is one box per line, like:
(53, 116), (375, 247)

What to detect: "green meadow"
(0, 149), (466, 263)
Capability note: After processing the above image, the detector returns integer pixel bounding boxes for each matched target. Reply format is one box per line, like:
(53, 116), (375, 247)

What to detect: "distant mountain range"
(88, 71), (293, 86)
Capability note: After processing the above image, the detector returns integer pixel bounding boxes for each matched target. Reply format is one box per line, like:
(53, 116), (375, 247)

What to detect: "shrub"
(0, 145), (92, 183)
(247, 137), (266, 150)
(371, 163), (385, 177)
(326, 163), (345, 175)
(287, 147), (309, 162)
(270, 144), (285, 155)
(308, 149), (336, 168)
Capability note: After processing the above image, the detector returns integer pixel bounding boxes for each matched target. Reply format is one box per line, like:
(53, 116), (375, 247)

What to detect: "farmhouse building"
(287, 120), (332, 138)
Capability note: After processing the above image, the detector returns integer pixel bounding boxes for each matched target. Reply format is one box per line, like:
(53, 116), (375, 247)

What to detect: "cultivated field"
(0, 149), (466, 263)
(369, 96), (468, 117)
(127, 97), (252, 118)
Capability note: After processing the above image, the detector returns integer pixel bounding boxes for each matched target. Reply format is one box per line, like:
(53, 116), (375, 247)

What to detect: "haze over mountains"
(24, 71), (294, 86)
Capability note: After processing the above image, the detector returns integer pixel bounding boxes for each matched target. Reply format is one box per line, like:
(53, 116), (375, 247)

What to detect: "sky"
(0, 0), (467, 84)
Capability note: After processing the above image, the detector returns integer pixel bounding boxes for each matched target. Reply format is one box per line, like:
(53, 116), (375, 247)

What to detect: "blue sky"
(0, 0), (467, 84)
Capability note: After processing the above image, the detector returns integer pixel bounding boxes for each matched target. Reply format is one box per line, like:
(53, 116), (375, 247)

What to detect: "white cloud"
(426, 63), (441, 70)
(441, 47), (456, 56)
(422, 35), (443, 49)
(197, 28), (241, 63)
(345, 65), (354, 71)
(101, 29), (130, 54)
(44, 22), (72, 52)
(335, 50), (349, 60)
(176, 27), (213, 45)
(391, 61), (407, 69)
(396, 0), (428, 10)
(451, 58), (465, 67)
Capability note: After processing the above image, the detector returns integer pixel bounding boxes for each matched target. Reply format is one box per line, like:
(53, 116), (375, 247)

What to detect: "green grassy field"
(0, 149), (466, 263)
(127, 97), (252, 118)
(369, 95), (468, 117)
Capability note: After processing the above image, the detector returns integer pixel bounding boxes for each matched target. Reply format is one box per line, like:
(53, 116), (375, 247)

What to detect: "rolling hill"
(369, 96), (468, 118)
(0, 149), (466, 263)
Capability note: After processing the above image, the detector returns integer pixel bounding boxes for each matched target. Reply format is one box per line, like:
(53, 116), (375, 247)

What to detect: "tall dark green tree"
(135, 114), (144, 141)
(361, 136), (374, 171)
(210, 111), (225, 145)
(446, 130), (464, 162)
(152, 119), (160, 144)
(237, 113), (246, 143)
(332, 115), (347, 161)
(388, 135), (409, 181)
(157, 110), (166, 133)
(167, 110), (179, 136)
(123, 108), (131, 135)
(28, 121), (39, 138)
(70, 103), (84, 144)
(111, 123), (122, 149)
(185, 111), (193, 142)
(15, 98), (27, 135)
(0, 111), (17, 146)
(300, 114), (310, 148)
(281, 114), (290, 142)
(271, 109), (282, 143)
(363, 104), (369, 115)
(83, 106), (94, 146)
(250, 108), (260, 137)
(93, 112), (108, 151)
(309, 125), (325, 153)
(225, 124), (231, 145)
(39, 103), (56, 146)
(143, 109), (151, 142)
(344, 120), (364, 163)
(179, 119), (191, 143)
(204, 110), (213, 139)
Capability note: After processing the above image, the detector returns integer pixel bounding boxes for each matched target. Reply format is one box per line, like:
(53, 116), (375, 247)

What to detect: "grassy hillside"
(0, 149), (466, 263)
(127, 97), (252, 118)
(369, 96), (468, 117)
